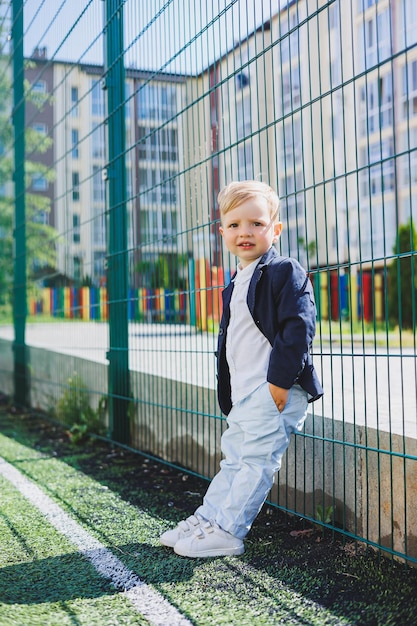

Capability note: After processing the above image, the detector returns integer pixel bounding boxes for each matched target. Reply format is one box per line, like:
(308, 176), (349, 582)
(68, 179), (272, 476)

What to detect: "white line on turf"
(0, 456), (192, 626)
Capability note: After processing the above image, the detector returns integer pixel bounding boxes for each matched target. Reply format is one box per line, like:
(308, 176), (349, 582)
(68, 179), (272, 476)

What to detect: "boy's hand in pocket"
(268, 383), (289, 412)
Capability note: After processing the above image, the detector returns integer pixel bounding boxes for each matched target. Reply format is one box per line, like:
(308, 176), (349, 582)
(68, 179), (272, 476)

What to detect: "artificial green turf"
(0, 429), (344, 625)
(1, 405), (417, 626)
(0, 475), (149, 626)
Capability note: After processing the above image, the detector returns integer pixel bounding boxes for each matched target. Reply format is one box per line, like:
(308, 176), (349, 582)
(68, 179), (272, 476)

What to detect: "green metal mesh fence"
(0, 0), (416, 564)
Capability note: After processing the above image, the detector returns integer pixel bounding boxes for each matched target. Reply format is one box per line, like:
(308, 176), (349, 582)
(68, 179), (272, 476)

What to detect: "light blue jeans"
(196, 382), (309, 539)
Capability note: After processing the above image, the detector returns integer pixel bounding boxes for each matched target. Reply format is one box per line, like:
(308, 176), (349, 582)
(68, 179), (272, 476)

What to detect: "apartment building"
(197, 4), (344, 272)
(26, 52), (186, 287)
(204, 0), (417, 272)
(25, 0), (417, 286)
(25, 53), (55, 230)
(355, 0), (417, 263)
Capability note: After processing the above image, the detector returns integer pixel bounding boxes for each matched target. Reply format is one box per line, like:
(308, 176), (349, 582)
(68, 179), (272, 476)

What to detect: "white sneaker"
(160, 514), (203, 548)
(173, 520), (245, 558)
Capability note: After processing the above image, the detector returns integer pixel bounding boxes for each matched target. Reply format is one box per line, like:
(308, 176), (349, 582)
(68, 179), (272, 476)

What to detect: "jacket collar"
(256, 246), (278, 269)
(246, 247), (278, 312)
(224, 246), (278, 298)
(230, 246), (278, 281)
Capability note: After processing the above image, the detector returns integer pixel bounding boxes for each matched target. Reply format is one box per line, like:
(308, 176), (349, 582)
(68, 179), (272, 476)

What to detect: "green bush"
(388, 220), (417, 330)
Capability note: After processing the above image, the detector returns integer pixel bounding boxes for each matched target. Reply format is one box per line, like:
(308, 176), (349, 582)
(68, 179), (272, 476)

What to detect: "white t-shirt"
(226, 258), (272, 405)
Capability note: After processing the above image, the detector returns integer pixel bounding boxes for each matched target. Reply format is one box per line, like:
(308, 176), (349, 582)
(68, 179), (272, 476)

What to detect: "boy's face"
(219, 196), (282, 268)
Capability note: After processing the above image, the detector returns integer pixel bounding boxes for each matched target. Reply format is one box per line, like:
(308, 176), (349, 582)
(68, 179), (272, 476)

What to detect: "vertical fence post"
(12, 0), (29, 406)
(104, 0), (130, 442)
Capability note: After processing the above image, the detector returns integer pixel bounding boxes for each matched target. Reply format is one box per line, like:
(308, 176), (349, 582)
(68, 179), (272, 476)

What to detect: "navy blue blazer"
(216, 247), (324, 415)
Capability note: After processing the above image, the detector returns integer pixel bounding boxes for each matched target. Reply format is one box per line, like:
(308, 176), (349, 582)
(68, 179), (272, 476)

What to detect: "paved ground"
(0, 321), (415, 437)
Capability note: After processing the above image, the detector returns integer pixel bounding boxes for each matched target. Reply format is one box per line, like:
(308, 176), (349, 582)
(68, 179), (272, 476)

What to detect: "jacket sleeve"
(267, 259), (317, 390)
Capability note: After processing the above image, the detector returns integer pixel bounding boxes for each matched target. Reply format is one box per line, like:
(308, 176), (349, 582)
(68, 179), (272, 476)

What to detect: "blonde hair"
(218, 180), (280, 222)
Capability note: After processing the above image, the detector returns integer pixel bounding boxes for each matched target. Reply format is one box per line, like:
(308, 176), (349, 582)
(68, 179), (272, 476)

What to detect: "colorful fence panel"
(29, 269), (385, 328)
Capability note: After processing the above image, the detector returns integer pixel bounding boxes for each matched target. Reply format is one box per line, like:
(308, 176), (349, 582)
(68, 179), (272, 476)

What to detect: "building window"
(125, 80), (132, 119)
(91, 122), (105, 159)
(360, 74), (392, 134)
(32, 80), (46, 93)
(400, 128), (417, 185)
(280, 224), (300, 259)
(234, 92), (254, 183)
(140, 209), (177, 242)
(329, 1), (339, 29)
(402, 60), (417, 119)
(93, 165), (105, 203)
(93, 251), (106, 281)
(33, 210), (48, 224)
(137, 83), (177, 120)
(237, 94), (252, 140)
(71, 129), (79, 159)
(360, 139), (394, 197)
(73, 214), (80, 243)
(360, 9), (391, 69)
(280, 195), (304, 224)
(73, 256), (82, 281)
(282, 64), (301, 115)
(237, 142), (254, 180)
(126, 166), (133, 200)
(360, 198), (395, 260)
(236, 72), (250, 89)
(32, 174), (48, 191)
(281, 169), (304, 196)
(399, 0), (417, 48)
(402, 150), (417, 186)
(358, 0), (377, 11)
(93, 210), (106, 246)
(379, 74), (393, 129)
(139, 168), (177, 205)
(279, 12), (299, 65)
(91, 79), (105, 116)
(282, 116), (302, 161)
(32, 123), (47, 134)
(137, 126), (178, 162)
(72, 172), (80, 201)
(71, 87), (79, 117)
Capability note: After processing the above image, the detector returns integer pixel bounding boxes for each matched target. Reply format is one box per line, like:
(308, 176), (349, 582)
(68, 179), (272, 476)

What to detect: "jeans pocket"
(266, 382), (293, 414)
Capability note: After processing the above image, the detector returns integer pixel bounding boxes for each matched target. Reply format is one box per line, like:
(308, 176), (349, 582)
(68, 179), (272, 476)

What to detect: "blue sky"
(22, 0), (280, 74)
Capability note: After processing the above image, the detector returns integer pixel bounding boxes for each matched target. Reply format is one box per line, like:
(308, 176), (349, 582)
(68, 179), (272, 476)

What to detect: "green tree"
(135, 253), (187, 289)
(388, 219), (417, 329)
(0, 52), (57, 306)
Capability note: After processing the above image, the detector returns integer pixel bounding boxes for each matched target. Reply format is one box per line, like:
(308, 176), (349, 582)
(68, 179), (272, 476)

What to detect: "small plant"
(56, 374), (106, 443)
(315, 504), (334, 526)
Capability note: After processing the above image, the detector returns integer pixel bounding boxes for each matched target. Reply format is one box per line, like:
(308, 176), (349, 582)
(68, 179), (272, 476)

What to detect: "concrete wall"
(0, 337), (415, 563)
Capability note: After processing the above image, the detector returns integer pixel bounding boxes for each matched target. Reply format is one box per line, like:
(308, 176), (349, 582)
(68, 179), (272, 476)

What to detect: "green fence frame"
(11, 0), (29, 406)
(104, 0), (130, 443)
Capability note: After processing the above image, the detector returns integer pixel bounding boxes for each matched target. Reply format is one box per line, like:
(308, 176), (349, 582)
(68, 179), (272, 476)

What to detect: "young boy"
(160, 180), (323, 558)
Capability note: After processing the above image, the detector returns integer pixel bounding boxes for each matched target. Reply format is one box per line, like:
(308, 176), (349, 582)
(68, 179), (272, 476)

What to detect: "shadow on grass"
(0, 544), (197, 605)
(1, 552), (110, 604)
